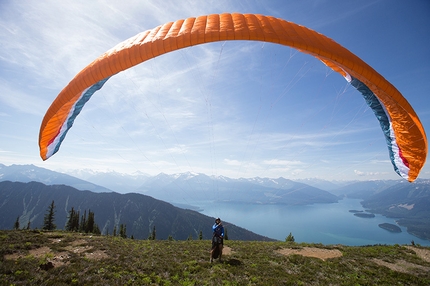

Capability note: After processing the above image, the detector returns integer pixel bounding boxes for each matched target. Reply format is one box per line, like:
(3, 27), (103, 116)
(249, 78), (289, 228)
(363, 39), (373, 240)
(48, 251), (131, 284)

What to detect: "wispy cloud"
(0, 81), (49, 116)
(354, 170), (389, 177)
(263, 159), (304, 166)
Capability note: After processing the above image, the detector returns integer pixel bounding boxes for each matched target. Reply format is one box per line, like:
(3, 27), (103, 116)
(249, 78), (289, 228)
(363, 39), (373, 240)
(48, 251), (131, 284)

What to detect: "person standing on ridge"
(210, 218), (224, 262)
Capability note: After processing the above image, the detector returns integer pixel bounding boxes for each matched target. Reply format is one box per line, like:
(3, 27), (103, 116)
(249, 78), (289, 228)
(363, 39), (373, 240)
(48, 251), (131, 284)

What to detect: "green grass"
(1, 230), (429, 285)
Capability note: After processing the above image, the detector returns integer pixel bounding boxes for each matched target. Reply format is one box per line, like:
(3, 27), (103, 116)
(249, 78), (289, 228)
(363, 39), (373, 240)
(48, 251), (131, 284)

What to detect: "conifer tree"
(67, 208), (100, 234)
(79, 210), (87, 232)
(65, 208), (74, 231)
(66, 207), (80, 231)
(149, 225), (156, 240)
(14, 216), (20, 230)
(42, 200), (56, 230)
(86, 209), (95, 233)
(285, 232), (295, 242)
(119, 223), (127, 238)
(74, 211), (80, 231)
(93, 224), (101, 235)
(119, 224), (124, 237)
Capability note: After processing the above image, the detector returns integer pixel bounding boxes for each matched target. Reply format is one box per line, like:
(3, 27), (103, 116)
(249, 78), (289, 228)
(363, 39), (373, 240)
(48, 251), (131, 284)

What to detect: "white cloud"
(166, 145), (188, 154)
(263, 159), (304, 166)
(354, 170), (388, 177)
(224, 159), (241, 166)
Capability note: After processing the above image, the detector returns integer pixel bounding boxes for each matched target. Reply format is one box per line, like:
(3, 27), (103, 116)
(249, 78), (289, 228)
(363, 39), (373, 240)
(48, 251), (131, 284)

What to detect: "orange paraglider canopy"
(39, 13), (427, 182)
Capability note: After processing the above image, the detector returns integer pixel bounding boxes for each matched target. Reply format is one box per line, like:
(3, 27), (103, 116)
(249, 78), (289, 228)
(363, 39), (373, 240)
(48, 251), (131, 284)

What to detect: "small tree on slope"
(42, 200), (56, 231)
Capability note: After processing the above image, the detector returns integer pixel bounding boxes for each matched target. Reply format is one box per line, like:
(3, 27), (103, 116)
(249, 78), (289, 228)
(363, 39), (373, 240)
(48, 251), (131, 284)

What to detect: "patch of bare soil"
(85, 250), (109, 260)
(276, 247), (343, 261)
(65, 243), (93, 254)
(70, 239), (89, 246)
(4, 246), (51, 260)
(372, 247), (430, 274)
(406, 246), (430, 263)
(373, 258), (430, 274)
(4, 237), (108, 269)
(49, 252), (71, 267)
(222, 246), (233, 256)
(29, 246), (52, 258)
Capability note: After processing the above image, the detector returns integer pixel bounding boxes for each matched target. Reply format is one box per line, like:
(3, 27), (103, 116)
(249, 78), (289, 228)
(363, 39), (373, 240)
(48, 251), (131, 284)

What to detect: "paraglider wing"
(39, 13), (427, 182)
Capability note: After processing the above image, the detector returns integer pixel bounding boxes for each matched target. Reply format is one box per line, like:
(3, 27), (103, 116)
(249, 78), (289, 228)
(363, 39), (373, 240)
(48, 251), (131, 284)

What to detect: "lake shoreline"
(195, 198), (430, 246)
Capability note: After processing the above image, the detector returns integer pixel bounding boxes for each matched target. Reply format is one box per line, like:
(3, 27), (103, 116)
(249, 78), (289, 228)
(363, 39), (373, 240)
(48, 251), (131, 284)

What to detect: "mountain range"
(1, 164), (339, 205)
(0, 180), (274, 241)
(135, 172), (340, 205)
(0, 164), (112, 193)
(1, 163), (429, 241)
(361, 179), (430, 240)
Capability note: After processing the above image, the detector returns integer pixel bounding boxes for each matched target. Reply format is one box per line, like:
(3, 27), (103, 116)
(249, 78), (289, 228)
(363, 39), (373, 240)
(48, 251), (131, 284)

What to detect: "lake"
(196, 198), (430, 246)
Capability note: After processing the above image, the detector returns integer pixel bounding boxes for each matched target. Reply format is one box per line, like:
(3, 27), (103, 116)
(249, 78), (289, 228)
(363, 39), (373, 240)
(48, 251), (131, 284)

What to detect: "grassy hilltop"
(1, 230), (430, 285)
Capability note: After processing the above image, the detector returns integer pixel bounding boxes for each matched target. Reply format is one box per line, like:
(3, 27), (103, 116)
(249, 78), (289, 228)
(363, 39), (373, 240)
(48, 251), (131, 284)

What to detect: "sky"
(1, 0), (429, 181)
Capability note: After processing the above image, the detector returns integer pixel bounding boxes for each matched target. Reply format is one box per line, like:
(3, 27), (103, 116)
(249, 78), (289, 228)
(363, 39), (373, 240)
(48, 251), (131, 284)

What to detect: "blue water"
(196, 198), (430, 246)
